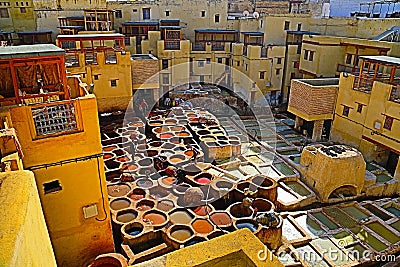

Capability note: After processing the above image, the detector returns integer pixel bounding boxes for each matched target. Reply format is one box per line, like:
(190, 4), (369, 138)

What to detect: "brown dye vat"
(149, 187), (169, 199)
(157, 200), (175, 212)
(193, 206), (212, 216)
(251, 176), (277, 203)
(169, 154), (186, 164)
(108, 184), (131, 197)
(105, 160), (120, 170)
(146, 150), (158, 157)
(165, 119), (177, 125)
(110, 198), (131, 210)
(143, 211), (167, 226)
(197, 130), (211, 136)
(103, 145), (117, 152)
(116, 210), (138, 223)
(154, 127), (169, 133)
(170, 126), (185, 132)
(106, 170), (121, 182)
(88, 253), (128, 267)
(170, 157), (183, 163)
(189, 118), (199, 123)
(170, 210), (193, 224)
(117, 157), (130, 163)
(201, 137), (215, 142)
(210, 212), (232, 226)
(229, 203), (253, 218)
(148, 141), (162, 147)
(192, 219), (213, 234)
(162, 177), (177, 186)
(252, 198), (274, 212)
(170, 229), (192, 242)
(183, 163), (202, 176)
(113, 149), (125, 157)
(136, 199), (155, 211)
(128, 189), (145, 200)
(121, 163), (138, 171)
(237, 182), (258, 193)
(103, 153), (114, 160)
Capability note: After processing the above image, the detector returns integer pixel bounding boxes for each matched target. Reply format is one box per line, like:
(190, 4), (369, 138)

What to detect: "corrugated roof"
(0, 44), (65, 59)
(359, 55), (400, 66)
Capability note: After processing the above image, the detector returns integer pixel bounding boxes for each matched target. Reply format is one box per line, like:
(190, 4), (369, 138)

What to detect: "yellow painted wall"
(9, 95), (114, 267)
(66, 51), (133, 112)
(331, 73), (400, 163)
(0, 0), (36, 32)
(132, 229), (284, 267)
(0, 171), (57, 267)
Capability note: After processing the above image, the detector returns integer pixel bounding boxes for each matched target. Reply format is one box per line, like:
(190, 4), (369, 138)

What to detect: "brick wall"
(288, 79), (338, 116)
(131, 59), (159, 86)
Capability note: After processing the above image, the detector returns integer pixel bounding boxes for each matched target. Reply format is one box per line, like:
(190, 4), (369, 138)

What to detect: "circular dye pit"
(176, 131), (190, 137)
(193, 206), (212, 216)
(235, 220), (258, 233)
(138, 158), (152, 167)
(121, 163), (138, 172)
(108, 184), (131, 197)
(157, 200), (175, 212)
(136, 199), (154, 211)
(143, 211), (167, 226)
(170, 210), (193, 224)
(103, 153), (114, 160)
(195, 177), (211, 184)
(192, 219), (213, 234)
(229, 203), (253, 218)
(170, 228), (192, 242)
(125, 223), (144, 237)
(128, 189), (145, 200)
(110, 198), (131, 211)
(184, 150), (194, 157)
(169, 154), (186, 164)
(103, 145), (117, 152)
(149, 187), (169, 199)
(161, 177), (177, 186)
(136, 179), (153, 188)
(160, 133), (173, 139)
(116, 210), (138, 223)
(210, 212), (232, 226)
(116, 156), (130, 163)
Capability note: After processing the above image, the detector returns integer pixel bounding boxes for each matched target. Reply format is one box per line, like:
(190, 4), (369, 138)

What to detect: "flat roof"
(160, 26), (183, 29)
(17, 30), (52, 35)
(57, 33), (124, 39)
(0, 44), (65, 59)
(57, 26), (84, 29)
(122, 21), (159, 26)
(359, 55), (400, 66)
(160, 19), (179, 23)
(195, 29), (238, 33)
(287, 30), (320, 35)
(241, 31), (263, 36)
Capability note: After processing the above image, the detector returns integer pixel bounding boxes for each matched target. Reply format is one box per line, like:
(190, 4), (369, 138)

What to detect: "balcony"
(337, 64), (360, 75)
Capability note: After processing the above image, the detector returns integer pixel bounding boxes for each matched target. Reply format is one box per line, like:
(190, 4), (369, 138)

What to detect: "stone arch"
(328, 185), (358, 199)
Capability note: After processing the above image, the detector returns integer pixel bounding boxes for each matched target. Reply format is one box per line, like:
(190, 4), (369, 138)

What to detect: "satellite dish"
(243, 10), (250, 17)
(253, 12), (260, 19)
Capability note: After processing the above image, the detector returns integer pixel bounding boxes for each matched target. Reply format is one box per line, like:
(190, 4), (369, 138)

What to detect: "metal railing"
(164, 40), (180, 50)
(192, 42), (206, 51)
(211, 42), (225, 51)
(390, 86), (400, 103)
(31, 101), (78, 137)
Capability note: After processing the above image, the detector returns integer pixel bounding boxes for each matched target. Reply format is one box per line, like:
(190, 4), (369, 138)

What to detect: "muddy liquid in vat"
(210, 213), (231, 226)
(108, 184), (130, 197)
(110, 199), (130, 210)
(116, 212), (137, 223)
(143, 213), (166, 225)
(192, 220), (213, 234)
(170, 211), (192, 224)
(171, 229), (192, 241)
